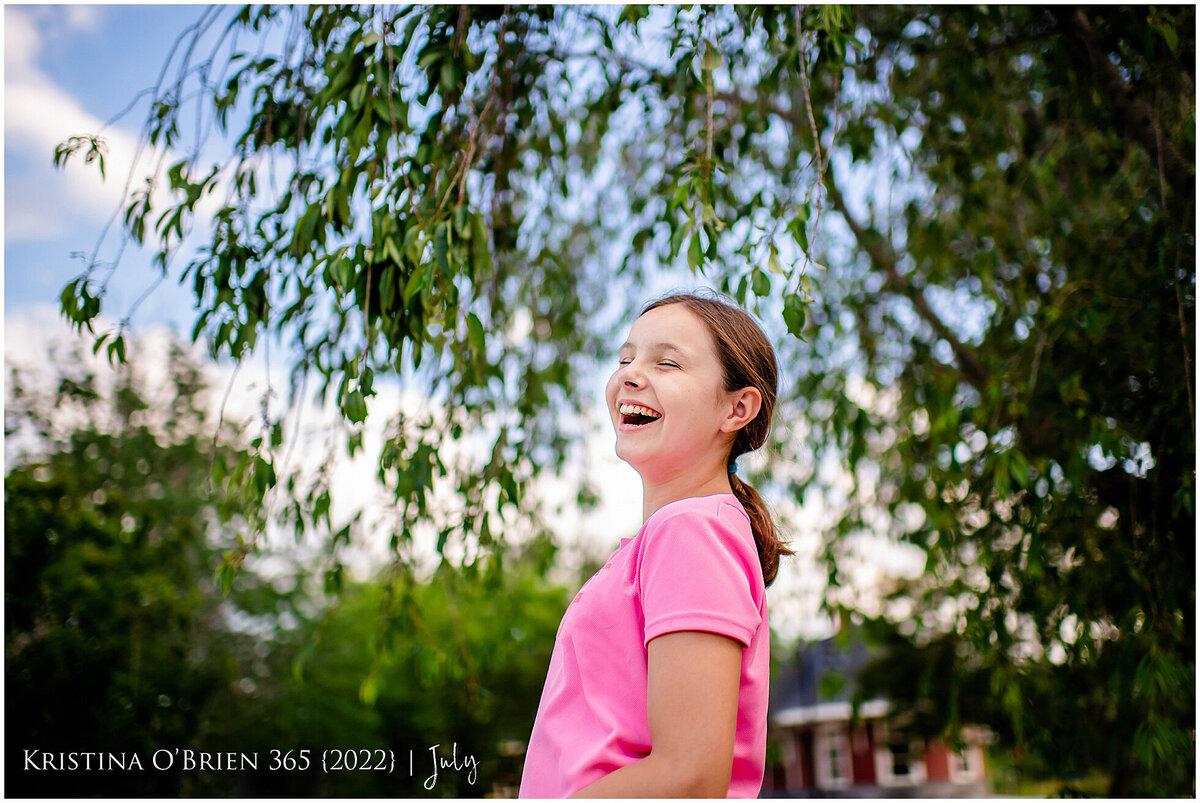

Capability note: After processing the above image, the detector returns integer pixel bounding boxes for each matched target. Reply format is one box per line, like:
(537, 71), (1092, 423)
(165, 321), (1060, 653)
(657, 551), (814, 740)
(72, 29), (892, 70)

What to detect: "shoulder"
(643, 494), (752, 541)
(634, 494), (766, 644)
(636, 494), (759, 580)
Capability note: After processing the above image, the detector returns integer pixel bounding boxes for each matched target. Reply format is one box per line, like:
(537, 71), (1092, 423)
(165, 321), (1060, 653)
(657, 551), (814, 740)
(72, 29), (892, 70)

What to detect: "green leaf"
(359, 672), (379, 706)
(383, 236), (402, 266)
(783, 293), (806, 339)
(59, 278), (80, 317)
(790, 216), (810, 253)
(253, 456), (276, 497)
(467, 312), (485, 354)
(767, 245), (785, 275)
(1009, 451), (1031, 488)
(107, 336), (127, 366)
(218, 563), (235, 597)
(687, 232), (701, 272)
(439, 60), (456, 93)
(434, 221), (450, 274)
(349, 82), (366, 111)
(619, 5), (650, 28)
(344, 389), (368, 423)
(404, 262), (431, 303)
(670, 221), (688, 256)
(1153, 21), (1179, 53)
(373, 95), (393, 123)
(470, 213), (492, 278)
(324, 563), (343, 595)
(751, 268), (770, 297)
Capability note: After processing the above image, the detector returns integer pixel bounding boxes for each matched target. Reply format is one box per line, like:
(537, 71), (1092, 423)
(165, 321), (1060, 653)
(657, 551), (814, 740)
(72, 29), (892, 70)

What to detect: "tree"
(786, 8), (1194, 795)
(196, 556), (567, 797)
(4, 338), (301, 796)
(4, 334), (569, 796)
(54, 5), (1193, 794)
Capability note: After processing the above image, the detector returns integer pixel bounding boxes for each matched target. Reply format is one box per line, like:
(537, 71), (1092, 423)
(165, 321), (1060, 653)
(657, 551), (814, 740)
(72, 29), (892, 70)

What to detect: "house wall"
(799, 729), (815, 790)
(850, 722), (876, 785)
(765, 717), (990, 796)
(773, 726), (806, 790)
(925, 743), (951, 782)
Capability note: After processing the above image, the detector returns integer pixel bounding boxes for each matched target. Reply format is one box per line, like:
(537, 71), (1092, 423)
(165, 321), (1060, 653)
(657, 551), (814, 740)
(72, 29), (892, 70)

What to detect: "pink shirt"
(518, 493), (769, 798)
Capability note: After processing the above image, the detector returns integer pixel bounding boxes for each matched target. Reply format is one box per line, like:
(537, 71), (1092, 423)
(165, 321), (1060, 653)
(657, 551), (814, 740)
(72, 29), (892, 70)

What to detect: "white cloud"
(62, 5), (101, 34)
(4, 6), (42, 74)
(5, 4), (99, 73)
(3, 6), (204, 246)
(5, 7), (140, 239)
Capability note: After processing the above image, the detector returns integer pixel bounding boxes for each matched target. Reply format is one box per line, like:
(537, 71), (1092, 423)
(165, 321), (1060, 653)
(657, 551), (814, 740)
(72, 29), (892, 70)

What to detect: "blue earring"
(728, 461), (738, 475)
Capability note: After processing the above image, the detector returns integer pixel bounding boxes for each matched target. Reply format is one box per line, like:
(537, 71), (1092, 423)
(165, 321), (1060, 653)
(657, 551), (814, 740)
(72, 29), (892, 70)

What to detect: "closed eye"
(658, 361), (679, 368)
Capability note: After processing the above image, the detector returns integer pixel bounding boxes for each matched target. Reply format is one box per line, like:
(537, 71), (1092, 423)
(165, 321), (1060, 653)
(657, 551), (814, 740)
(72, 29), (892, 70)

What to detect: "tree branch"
(824, 177), (992, 394)
(709, 87), (993, 392)
(1055, 8), (1194, 200)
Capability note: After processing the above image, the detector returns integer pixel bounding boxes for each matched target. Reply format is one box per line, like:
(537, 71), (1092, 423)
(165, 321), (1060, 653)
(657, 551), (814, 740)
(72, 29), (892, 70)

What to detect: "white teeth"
(619, 403), (661, 419)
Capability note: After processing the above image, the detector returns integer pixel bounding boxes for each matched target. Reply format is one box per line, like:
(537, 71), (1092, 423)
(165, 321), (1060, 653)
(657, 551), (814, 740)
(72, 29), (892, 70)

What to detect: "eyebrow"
(618, 341), (686, 355)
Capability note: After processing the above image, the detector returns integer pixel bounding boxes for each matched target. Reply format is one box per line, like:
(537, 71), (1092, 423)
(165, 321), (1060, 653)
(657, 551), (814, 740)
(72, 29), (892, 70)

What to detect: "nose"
(618, 361), (644, 388)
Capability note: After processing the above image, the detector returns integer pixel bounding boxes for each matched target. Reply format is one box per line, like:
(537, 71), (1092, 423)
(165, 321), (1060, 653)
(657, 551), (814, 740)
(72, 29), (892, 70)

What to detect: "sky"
(5, 5), (213, 321)
(2, 4), (919, 644)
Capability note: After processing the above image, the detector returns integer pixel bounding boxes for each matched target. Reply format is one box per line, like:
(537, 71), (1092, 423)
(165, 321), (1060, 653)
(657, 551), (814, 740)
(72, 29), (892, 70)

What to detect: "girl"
(519, 292), (790, 798)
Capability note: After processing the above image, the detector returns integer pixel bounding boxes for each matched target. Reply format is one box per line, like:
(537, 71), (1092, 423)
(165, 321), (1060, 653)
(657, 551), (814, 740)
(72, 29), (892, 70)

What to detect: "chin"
(613, 442), (646, 472)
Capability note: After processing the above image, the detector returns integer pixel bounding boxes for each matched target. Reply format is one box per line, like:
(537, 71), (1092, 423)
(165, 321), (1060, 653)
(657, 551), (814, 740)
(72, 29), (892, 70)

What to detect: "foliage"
(53, 4), (847, 579)
(4, 340), (293, 796)
(4, 335), (568, 796)
(194, 558), (567, 797)
(791, 7), (1195, 796)
(52, 4), (1193, 795)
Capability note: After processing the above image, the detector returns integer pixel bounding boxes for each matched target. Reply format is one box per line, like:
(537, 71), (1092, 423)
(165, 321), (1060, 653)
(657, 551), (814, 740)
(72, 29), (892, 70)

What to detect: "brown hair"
(641, 291), (793, 586)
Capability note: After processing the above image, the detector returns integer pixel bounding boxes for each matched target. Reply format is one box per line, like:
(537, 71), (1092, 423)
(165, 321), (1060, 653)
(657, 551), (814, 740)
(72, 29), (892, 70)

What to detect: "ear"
(720, 387), (762, 433)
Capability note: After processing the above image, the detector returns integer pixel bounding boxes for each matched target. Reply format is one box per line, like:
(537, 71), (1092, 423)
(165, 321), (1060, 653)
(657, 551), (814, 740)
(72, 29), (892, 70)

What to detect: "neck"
(640, 463), (733, 522)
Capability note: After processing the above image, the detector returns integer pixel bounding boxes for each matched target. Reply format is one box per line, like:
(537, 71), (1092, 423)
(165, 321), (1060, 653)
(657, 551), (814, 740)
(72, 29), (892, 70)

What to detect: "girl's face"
(604, 304), (740, 482)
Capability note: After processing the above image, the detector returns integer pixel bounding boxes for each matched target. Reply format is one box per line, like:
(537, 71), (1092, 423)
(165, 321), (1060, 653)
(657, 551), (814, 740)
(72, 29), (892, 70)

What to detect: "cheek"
(603, 372), (620, 413)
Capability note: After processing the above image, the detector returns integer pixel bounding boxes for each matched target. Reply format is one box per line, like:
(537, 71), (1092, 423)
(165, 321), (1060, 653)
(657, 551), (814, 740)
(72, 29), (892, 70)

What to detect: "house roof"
(770, 633), (888, 725)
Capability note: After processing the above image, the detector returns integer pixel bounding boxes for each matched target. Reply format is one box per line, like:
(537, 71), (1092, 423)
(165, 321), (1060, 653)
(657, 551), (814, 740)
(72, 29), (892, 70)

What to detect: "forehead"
(622, 304), (717, 355)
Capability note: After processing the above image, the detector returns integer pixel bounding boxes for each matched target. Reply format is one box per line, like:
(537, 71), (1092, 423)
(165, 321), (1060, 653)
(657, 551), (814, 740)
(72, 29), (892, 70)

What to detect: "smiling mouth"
(619, 403), (662, 427)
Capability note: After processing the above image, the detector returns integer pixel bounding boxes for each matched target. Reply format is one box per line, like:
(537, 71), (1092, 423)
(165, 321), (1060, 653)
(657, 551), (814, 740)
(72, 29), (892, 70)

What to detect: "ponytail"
(730, 473), (791, 587)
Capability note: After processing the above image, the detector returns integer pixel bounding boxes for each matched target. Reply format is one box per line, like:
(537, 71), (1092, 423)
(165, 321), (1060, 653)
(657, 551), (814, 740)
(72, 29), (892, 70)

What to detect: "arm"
(571, 630), (742, 798)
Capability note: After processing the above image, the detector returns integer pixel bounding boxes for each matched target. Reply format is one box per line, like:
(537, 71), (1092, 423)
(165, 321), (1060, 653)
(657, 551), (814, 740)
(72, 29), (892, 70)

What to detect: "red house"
(763, 637), (990, 796)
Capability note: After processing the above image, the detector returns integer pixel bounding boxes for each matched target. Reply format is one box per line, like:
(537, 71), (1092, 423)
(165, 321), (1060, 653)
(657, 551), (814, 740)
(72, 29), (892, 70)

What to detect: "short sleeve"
(637, 503), (763, 648)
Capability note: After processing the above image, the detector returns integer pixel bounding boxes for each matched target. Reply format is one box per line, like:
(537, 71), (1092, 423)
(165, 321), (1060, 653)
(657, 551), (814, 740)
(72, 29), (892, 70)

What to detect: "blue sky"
(5, 4), (214, 327)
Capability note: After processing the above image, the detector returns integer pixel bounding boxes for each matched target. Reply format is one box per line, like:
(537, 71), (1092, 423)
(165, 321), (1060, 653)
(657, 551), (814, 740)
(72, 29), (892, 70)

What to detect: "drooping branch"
(710, 81), (994, 393)
(824, 177), (992, 395)
(1055, 8), (1194, 200)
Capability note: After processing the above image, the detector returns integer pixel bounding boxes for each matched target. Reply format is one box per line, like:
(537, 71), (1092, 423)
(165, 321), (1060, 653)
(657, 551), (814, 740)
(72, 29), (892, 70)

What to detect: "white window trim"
(872, 721), (927, 787)
(814, 723), (853, 790)
(949, 742), (984, 783)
